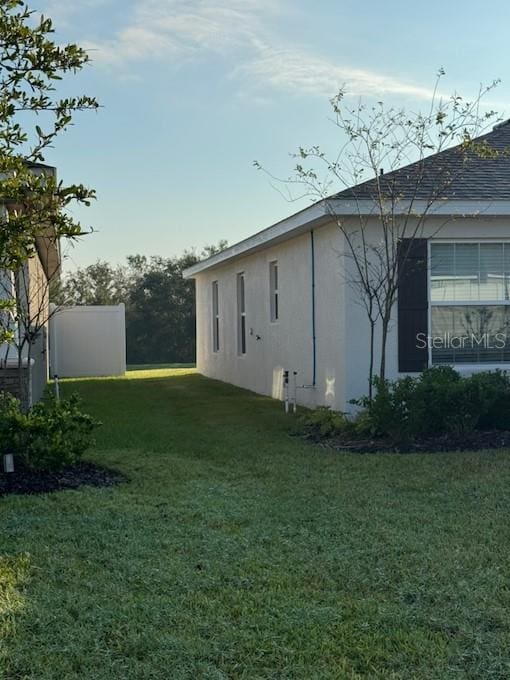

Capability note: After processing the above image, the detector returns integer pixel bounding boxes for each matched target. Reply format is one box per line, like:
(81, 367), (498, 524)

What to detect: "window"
(430, 242), (510, 364)
(269, 261), (279, 322)
(212, 280), (220, 352)
(237, 273), (246, 355)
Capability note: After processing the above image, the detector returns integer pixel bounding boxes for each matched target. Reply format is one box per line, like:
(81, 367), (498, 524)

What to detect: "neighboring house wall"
(0, 250), (50, 406)
(194, 215), (510, 412)
(27, 252), (50, 403)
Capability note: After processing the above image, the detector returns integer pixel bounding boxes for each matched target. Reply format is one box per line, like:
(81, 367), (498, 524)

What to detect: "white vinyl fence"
(49, 304), (126, 378)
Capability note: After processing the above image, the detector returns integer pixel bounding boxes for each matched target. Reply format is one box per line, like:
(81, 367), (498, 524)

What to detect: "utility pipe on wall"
(310, 229), (317, 387)
(298, 230), (317, 390)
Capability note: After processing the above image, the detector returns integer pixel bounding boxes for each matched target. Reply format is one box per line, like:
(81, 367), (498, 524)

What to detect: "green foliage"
(50, 260), (132, 306)
(0, 392), (100, 470)
(0, 391), (24, 446)
(353, 367), (510, 443)
(0, 0), (98, 271)
(298, 405), (354, 438)
(469, 370), (510, 429)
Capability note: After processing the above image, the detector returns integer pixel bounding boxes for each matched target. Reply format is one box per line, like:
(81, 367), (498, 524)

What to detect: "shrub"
(406, 366), (474, 437)
(469, 370), (510, 430)
(351, 368), (510, 444)
(353, 375), (417, 442)
(0, 392), (25, 451)
(0, 393), (100, 471)
(298, 406), (355, 439)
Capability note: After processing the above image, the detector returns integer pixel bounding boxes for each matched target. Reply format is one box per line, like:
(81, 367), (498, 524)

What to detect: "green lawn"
(2, 368), (510, 679)
(127, 363), (195, 371)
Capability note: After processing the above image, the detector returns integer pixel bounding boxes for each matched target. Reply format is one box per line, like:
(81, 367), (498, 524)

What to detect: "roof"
(334, 119), (510, 202)
(25, 161), (56, 171)
(184, 121), (510, 278)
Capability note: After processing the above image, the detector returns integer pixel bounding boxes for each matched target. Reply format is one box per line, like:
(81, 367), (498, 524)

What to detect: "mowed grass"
(126, 363), (196, 371)
(2, 369), (510, 679)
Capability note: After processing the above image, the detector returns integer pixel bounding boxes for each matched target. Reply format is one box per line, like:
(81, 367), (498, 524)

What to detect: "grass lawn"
(127, 363), (195, 371)
(2, 368), (510, 679)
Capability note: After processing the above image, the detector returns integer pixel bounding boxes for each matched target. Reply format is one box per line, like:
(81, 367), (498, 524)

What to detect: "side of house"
(186, 120), (510, 411)
(189, 213), (510, 412)
(194, 223), (349, 410)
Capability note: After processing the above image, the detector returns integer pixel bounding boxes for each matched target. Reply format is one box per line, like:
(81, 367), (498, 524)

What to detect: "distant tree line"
(51, 242), (227, 365)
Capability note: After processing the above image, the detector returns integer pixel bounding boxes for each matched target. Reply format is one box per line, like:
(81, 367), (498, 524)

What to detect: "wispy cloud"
(79, 0), (435, 100)
(83, 0), (271, 67)
(238, 44), (436, 100)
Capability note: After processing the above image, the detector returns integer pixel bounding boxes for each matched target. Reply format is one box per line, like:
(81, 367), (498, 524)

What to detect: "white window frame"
(428, 238), (510, 370)
(236, 272), (246, 356)
(212, 280), (220, 353)
(269, 260), (279, 322)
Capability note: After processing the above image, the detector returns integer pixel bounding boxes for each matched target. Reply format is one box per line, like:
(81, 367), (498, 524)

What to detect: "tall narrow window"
(237, 273), (246, 355)
(269, 261), (279, 322)
(212, 280), (220, 352)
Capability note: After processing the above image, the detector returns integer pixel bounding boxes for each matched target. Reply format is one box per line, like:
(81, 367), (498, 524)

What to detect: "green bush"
(469, 370), (510, 430)
(353, 375), (417, 442)
(0, 393), (100, 471)
(298, 406), (355, 439)
(352, 368), (510, 443)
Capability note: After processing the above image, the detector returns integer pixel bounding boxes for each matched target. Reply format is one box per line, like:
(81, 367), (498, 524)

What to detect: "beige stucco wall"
(0, 251), (50, 403)
(195, 214), (510, 412)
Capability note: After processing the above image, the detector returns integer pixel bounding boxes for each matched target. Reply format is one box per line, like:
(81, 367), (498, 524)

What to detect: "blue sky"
(36, 0), (510, 268)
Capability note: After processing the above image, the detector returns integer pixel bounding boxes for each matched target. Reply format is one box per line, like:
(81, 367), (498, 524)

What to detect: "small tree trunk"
(379, 316), (390, 382)
(368, 320), (375, 400)
(26, 343), (33, 410)
(16, 343), (30, 412)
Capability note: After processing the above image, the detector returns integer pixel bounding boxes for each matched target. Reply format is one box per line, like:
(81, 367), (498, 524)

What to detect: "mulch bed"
(0, 461), (125, 496)
(304, 429), (510, 454)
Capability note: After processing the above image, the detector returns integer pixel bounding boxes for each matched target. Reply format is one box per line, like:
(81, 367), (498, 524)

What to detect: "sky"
(34, 0), (510, 269)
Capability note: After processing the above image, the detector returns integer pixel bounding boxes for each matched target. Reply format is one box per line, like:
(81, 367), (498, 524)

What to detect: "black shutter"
(397, 238), (428, 372)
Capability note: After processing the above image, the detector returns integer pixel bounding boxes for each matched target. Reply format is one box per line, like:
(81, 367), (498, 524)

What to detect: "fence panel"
(49, 304), (126, 378)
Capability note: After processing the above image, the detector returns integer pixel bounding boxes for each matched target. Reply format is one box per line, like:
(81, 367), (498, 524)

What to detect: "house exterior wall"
(342, 215), (510, 407)
(196, 224), (349, 410)
(0, 250), (50, 405)
(195, 215), (510, 412)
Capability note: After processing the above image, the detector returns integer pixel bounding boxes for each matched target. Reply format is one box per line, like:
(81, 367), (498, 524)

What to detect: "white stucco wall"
(194, 215), (510, 412)
(195, 224), (350, 410)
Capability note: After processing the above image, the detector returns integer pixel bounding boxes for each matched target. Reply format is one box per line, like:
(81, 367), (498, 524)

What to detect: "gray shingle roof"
(334, 120), (510, 202)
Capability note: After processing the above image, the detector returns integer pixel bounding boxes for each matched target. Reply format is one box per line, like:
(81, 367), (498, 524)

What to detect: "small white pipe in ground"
(292, 371), (298, 413)
(54, 375), (60, 401)
(283, 370), (289, 413)
(3, 453), (14, 473)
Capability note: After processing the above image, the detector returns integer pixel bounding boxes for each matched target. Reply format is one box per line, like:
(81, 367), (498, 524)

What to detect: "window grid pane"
(431, 305), (510, 364)
(430, 241), (510, 365)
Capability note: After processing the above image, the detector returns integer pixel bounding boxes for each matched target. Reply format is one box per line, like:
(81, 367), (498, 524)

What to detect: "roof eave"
(183, 198), (510, 278)
(183, 200), (330, 278)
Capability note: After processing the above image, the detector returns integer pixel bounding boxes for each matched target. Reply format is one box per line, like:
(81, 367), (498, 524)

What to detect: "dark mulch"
(305, 429), (510, 454)
(0, 460), (125, 496)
